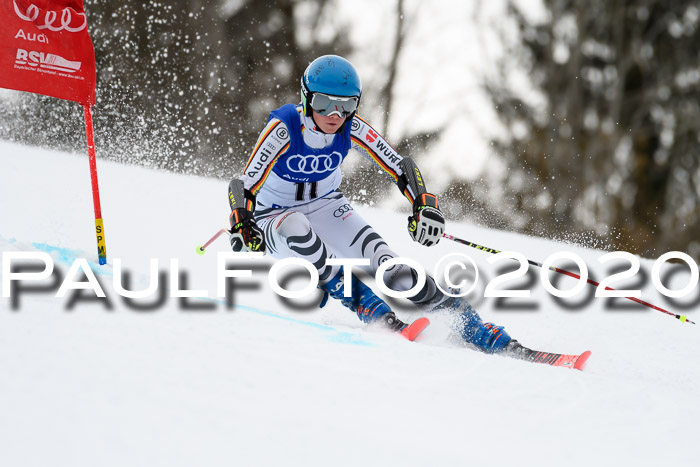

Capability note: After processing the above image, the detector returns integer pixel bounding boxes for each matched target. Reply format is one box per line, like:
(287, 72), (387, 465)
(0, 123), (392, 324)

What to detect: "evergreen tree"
(489, 0), (700, 258)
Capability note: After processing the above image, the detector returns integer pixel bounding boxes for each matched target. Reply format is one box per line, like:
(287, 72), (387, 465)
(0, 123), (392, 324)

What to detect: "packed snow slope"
(1, 141), (698, 467)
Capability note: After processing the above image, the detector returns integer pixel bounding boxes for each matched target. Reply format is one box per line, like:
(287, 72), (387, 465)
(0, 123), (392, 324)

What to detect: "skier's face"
(313, 110), (346, 134)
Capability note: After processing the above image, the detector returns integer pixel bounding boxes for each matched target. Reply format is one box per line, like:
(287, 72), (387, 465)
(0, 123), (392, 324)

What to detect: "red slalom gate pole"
(83, 104), (107, 265)
(442, 233), (694, 325)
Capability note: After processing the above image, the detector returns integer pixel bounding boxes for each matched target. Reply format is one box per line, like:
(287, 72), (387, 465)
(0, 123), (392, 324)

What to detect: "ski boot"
(319, 270), (429, 340)
(426, 291), (512, 353)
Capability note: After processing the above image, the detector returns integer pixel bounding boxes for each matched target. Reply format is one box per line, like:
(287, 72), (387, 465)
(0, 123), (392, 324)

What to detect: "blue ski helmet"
(301, 55), (362, 118)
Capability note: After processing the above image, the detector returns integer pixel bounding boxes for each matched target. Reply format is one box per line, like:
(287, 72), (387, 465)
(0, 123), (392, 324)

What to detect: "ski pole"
(196, 228), (230, 255)
(442, 233), (695, 325)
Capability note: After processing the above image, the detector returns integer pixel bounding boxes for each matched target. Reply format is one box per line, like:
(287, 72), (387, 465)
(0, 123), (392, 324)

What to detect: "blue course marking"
(200, 297), (374, 347)
(10, 239), (372, 347)
(31, 242), (111, 276)
(238, 304), (374, 346)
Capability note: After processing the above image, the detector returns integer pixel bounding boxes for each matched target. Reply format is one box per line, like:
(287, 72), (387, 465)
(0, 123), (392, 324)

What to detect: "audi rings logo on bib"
(13, 0), (88, 32)
(286, 152), (343, 174)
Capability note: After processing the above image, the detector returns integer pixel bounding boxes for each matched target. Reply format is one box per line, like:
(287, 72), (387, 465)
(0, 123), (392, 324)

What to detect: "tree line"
(1, 0), (699, 260)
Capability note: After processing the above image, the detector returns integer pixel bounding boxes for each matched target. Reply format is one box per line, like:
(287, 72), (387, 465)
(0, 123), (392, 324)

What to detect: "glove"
(407, 193), (445, 247)
(229, 207), (266, 253)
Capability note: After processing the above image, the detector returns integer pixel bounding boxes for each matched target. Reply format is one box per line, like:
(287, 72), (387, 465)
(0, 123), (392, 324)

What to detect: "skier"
(226, 54), (513, 353)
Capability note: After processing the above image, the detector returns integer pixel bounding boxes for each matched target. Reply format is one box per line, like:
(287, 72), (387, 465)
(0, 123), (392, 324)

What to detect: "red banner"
(0, 0), (96, 104)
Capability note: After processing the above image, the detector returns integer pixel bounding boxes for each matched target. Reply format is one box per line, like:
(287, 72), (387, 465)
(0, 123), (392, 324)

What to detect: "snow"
(1, 140), (698, 467)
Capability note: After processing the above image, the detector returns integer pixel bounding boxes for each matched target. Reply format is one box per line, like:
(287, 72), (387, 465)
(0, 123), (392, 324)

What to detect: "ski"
(400, 317), (430, 341)
(505, 341), (591, 371)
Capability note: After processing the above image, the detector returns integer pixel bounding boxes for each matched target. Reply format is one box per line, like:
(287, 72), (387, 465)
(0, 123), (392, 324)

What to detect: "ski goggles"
(309, 92), (359, 118)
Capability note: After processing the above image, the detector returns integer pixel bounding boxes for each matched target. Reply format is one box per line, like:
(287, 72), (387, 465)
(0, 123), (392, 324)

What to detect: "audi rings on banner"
(14, 0), (88, 32)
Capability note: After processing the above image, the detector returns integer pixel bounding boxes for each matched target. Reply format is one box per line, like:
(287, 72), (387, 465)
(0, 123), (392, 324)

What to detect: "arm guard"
(397, 157), (428, 204)
(398, 158), (444, 246)
(228, 179), (256, 213)
(227, 179), (266, 252)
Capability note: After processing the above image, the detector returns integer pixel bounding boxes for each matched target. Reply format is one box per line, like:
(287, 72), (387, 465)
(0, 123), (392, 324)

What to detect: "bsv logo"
(15, 48), (81, 73)
(286, 152), (342, 174)
(13, 0), (87, 33)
